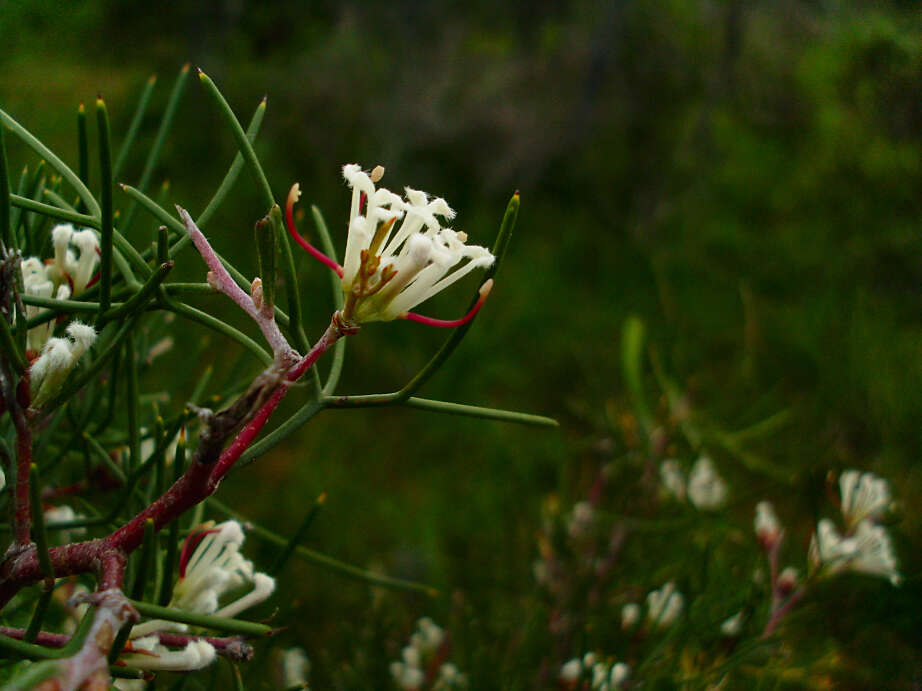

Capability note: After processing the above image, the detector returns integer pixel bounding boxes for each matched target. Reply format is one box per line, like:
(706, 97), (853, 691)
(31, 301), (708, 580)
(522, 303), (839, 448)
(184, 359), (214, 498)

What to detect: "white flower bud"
(777, 567), (798, 594)
(121, 637), (216, 671)
(610, 663), (630, 687)
(720, 611), (744, 637)
(659, 460), (686, 500)
(754, 501), (781, 549)
(621, 603), (641, 630)
(646, 582), (684, 628)
(687, 456), (728, 510)
(559, 658), (582, 681)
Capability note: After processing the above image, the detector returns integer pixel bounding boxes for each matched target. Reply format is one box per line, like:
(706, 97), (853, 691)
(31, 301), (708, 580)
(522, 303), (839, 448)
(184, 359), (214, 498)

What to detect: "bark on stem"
(0, 320), (342, 602)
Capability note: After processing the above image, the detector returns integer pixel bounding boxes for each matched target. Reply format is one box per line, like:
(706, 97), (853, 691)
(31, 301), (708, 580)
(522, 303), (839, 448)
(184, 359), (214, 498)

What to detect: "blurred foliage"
(1, 0), (921, 687)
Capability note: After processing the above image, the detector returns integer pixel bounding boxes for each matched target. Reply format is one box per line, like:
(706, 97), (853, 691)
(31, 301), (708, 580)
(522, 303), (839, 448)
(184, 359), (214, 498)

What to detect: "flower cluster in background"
(530, 372), (905, 689)
(559, 653), (630, 690)
(808, 471), (900, 585)
(659, 456), (728, 510)
(389, 617), (467, 690)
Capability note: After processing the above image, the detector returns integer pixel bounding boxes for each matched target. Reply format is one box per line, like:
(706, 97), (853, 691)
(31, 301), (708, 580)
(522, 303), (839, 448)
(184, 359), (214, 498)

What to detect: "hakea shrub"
(0, 67), (553, 690)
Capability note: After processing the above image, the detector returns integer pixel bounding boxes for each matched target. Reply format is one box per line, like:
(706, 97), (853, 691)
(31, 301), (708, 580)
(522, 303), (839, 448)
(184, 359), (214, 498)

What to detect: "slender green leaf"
(130, 600), (275, 637)
(113, 74), (157, 181)
(0, 126), (10, 248)
(197, 70), (274, 209)
(96, 98), (115, 313)
(0, 108), (100, 217)
(120, 64), (190, 234)
(76, 103), (89, 213)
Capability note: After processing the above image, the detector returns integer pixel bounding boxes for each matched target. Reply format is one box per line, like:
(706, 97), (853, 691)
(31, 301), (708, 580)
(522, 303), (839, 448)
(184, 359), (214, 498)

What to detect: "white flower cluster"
(720, 610), (745, 637)
(21, 223), (99, 352)
(559, 653), (630, 690)
(659, 456), (728, 510)
(340, 164), (494, 324)
(620, 581), (685, 631)
(808, 470), (900, 586)
(126, 521), (275, 671)
(171, 520), (276, 619)
(29, 321), (96, 408)
(389, 617), (466, 690)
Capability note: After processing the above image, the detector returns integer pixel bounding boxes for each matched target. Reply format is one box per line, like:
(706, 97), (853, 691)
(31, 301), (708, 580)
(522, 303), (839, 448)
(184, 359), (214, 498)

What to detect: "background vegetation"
(1, 1), (920, 687)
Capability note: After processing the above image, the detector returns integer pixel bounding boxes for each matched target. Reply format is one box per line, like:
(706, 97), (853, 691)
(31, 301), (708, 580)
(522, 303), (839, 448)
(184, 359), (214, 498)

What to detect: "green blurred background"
(2, 1), (921, 686)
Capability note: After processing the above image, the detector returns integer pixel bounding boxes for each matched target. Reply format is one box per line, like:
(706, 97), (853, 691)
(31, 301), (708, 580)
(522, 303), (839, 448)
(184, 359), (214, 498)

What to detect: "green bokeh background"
(1, 1), (920, 687)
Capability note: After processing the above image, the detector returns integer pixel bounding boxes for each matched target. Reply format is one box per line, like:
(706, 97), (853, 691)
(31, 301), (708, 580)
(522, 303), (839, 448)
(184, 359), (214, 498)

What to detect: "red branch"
(0, 321), (342, 606)
(0, 626), (254, 662)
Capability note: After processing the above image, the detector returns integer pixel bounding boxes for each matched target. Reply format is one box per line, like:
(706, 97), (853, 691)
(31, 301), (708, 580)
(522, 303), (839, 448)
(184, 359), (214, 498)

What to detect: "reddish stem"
(286, 183), (344, 277)
(401, 279), (493, 328)
(0, 319), (342, 613)
(761, 586), (806, 639)
(207, 323), (341, 490)
(0, 627), (253, 662)
(12, 377), (32, 547)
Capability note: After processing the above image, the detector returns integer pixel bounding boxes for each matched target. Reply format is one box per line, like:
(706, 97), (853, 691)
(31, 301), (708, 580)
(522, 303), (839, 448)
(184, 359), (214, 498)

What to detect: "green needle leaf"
(96, 97), (115, 314)
(0, 125), (11, 248)
(120, 64), (190, 235)
(621, 315), (653, 436)
(197, 69), (274, 209)
(0, 108), (100, 218)
(76, 103), (89, 213)
(130, 600), (275, 637)
(113, 73), (157, 182)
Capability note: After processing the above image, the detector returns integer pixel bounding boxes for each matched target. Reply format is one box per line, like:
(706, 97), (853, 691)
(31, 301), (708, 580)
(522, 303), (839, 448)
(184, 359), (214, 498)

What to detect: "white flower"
(113, 681), (147, 691)
(777, 567), (799, 593)
(809, 518), (901, 586)
(720, 611), (744, 637)
(687, 456), (728, 510)
(754, 501), (781, 548)
(174, 521), (275, 617)
(839, 470), (891, 528)
(120, 636), (216, 671)
(610, 663), (630, 687)
(620, 602), (641, 630)
(21, 257), (68, 353)
(646, 581), (684, 627)
(338, 164), (494, 324)
(133, 521), (275, 638)
(19, 225), (98, 353)
(410, 616), (445, 654)
(402, 644), (421, 669)
(49, 224), (99, 293)
(29, 321), (96, 407)
(281, 647), (310, 687)
(592, 662), (609, 688)
(559, 658), (583, 681)
(0, 466), (5, 493)
(659, 459), (686, 500)
(434, 662), (468, 689)
(390, 661), (425, 690)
